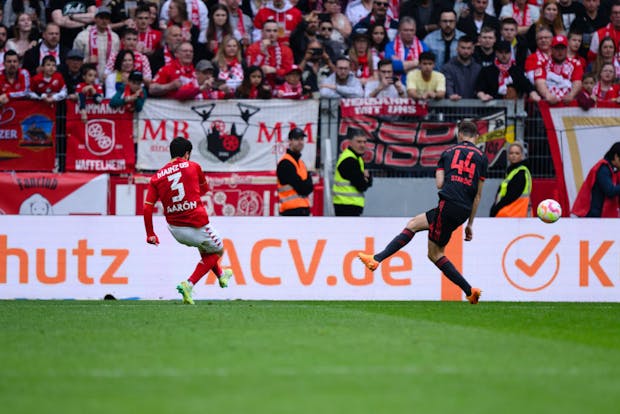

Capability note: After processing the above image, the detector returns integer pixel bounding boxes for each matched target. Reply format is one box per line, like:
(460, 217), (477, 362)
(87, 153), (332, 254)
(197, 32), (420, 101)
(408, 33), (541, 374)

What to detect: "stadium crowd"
(0, 0), (619, 108)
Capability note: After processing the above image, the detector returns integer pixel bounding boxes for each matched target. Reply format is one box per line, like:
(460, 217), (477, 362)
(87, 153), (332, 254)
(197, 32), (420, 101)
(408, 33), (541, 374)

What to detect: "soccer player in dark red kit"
(358, 120), (487, 304)
(143, 137), (233, 305)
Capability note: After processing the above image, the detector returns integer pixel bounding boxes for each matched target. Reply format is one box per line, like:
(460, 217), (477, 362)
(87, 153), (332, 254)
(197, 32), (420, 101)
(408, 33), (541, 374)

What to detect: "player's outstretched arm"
(143, 202), (159, 245)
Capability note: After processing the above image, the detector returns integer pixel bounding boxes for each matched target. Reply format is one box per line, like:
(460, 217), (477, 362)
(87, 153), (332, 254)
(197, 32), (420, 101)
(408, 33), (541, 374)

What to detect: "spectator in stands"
(348, 31), (375, 86)
(572, 141), (620, 218)
(6, 13), (39, 58)
(106, 28), (152, 86)
(3, 1), (46, 32)
(149, 41), (196, 99)
(589, 36), (620, 78)
(246, 20), (294, 87)
(500, 18), (529, 69)
(592, 62), (620, 102)
(147, 2), (160, 30)
(29, 55), (67, 103)
(320, 56), (364, 98)
(576, 0), (609, 55)
(22, 23), (66, 76)
(384, 17), (428, 82)
(441, 35), (480, 100)
(318, 18), (346, 62)
(353, 0), (399, 41)
(73, 7), (121, 80)
(476, 40), (540, 101)
(110, 70), (147, 112)
(275, 65), (312, 99)
(252, 0), (303, 44)
(525, 26), (552, 83)
(165, 0), (200, 52)
(526, 0), (565, 52)
(398, 0), (453, 40)
(60, 48), (84, 97)
(405, 51), (445, 100)
(175, 59), (230, 100)
(50, 0), (96, 51)
(576, 71), (596, 109)
(369, 22), (389, 67)
(206, 4), (233, 56)
(75, 63), (103, 122)
(346, 0), (380, 28)
(0, 24), (7, 70)
(213, 35), (244, 93)
(241, 0), (265, 20)
(134, 4), (162, 58)
(290, 10), (322, 63)
(499, 0), (540, 36)
(365, 58), (406, 97)
(558, 0), (586, 32)
(567, 29), (587, 67)
(224, 0), (253, 48)
(105, 49), (135, 98)
(322, 0), (352, 43)
(423, 9), (464, 71)
(457, 0), (500, 41)
(107, 0), (138, 34)
(149, 25), (183, 75)
(534, 34), (583, 104)
(235, 65), (272, 98)
(159, 0), (208, 46)
(298, 39), (334, 96)
(474, 25), (498, 67)
(0, 50), (30, 105)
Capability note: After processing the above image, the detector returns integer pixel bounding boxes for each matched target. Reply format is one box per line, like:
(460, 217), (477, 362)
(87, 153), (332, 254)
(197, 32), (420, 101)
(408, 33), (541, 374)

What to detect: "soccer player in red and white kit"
(358, 121), (487, 304)
(143, 137), (233, 305)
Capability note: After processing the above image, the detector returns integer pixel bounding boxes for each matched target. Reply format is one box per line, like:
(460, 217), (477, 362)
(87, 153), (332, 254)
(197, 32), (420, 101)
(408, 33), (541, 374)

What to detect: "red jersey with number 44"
(145, 158), (210, 227)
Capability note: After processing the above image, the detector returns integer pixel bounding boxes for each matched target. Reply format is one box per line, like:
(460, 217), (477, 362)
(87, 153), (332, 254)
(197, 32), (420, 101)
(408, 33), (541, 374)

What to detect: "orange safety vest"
(277, 153), (310, 213)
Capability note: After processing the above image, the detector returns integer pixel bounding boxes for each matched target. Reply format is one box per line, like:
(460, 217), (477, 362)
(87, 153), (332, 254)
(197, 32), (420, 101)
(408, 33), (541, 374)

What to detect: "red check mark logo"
(515, 235), (561, 277)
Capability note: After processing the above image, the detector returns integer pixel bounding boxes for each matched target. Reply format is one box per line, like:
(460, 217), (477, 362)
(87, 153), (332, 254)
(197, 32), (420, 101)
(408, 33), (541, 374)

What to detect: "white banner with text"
(0, 217), (618, 301)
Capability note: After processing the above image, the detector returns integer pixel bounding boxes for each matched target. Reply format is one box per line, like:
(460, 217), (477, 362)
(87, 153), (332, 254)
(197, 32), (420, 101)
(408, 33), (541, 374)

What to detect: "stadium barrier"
(1, 216), (618, 302)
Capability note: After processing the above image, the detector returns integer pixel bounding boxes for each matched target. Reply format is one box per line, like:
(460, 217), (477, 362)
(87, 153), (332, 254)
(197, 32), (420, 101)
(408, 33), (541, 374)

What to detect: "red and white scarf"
(393, 35), (422, 62)
(495, 57), (515, 95)
(139, 28), (154, 51)
(513, 3), (532, 27)
(189, 0), (200, 27)
(89, 25), (113, 60)
(278, 81), (303, 99)
(235, 8), (246, 37)
(218, 58), (244, 83)
(253, 43), (282, 68)
(164, 46), (173, 64)
(356, 55), (371, 78)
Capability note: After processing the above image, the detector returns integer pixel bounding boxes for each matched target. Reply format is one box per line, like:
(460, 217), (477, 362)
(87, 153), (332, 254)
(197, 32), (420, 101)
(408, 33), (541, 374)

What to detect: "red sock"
(188, 254), (220, 285)
(212, 262), (222, 278)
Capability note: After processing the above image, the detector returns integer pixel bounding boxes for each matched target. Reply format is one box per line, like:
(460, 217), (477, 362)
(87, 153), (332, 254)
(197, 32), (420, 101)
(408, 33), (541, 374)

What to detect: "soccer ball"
(537, 199), (562, 223)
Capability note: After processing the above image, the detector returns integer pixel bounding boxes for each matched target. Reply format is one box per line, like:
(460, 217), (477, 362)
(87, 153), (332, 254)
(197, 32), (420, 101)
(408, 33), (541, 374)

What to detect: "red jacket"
(572, 159), (620, 218)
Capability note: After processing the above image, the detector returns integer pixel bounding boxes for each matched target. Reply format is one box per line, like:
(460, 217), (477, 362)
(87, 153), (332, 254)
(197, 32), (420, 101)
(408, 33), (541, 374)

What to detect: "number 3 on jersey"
(168, 172), (185, 202)
(450, 149), (475, 177)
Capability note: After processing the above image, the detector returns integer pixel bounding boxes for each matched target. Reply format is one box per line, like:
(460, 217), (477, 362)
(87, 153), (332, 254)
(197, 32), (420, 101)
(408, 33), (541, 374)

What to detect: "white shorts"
(168, 223), (224, 253)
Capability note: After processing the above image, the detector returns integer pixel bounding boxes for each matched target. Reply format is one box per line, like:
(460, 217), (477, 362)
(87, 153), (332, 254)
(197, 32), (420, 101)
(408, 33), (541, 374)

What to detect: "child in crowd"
(592, 63), (620, 104)
(275, 65), (311, 99)
(576, 72), (596, 110)
(235, 66), (272, 99)
(75, 64), (104, 122)
(29, 55), (67, 103)
(110, 70), (147, 112)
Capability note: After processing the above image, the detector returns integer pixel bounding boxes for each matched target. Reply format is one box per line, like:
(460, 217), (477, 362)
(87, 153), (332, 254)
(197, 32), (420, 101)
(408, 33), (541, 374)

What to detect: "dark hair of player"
(170, 137), (193, 158)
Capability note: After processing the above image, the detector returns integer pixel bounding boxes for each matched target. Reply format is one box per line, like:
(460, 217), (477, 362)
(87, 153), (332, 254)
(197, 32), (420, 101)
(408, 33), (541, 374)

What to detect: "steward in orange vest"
(276, 128), (314, 216)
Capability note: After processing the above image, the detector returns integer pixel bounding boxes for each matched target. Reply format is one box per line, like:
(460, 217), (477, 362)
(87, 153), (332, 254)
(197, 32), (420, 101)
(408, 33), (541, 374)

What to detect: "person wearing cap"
(72, 6), (121, 80)
(384, 17), (429, 82)
(320, 56), (364, 98)
(277, 128), (314, 216)
(60, 48), (85, 97)
(349, 31), (375, 86)
(110, 70), (147, 112)
(534, 34), (583, 104)
(332, 129), (372, 216)
(475, 40), (540, 101)
(175, 59), (231, 100)
(50, 0), (97, 50)
(22, 23), (68, 77)
(275, 65), (311, 99)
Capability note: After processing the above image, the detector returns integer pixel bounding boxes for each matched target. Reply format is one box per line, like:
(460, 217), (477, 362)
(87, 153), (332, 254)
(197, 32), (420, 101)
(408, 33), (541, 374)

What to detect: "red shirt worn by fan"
(145, 157), (210, 228)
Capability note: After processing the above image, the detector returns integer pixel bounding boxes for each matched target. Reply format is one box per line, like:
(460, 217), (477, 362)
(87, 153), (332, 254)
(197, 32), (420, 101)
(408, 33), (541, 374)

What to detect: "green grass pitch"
(1, 301), (619, 413)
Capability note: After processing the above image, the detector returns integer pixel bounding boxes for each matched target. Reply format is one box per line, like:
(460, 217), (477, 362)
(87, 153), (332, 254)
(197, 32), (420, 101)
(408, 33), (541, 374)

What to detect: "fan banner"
(0, 99), (56, 171)
(538, 102), (620, 213)
(0, 172), (108, 215)
(65, 100), (135, 173)
(338, 103), (510, 174)
(109, 172), (324, 216)
(136, 99), (318, 172)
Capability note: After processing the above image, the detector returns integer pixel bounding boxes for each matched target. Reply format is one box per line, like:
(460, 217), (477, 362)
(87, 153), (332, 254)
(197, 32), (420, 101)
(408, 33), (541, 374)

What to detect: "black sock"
(435, 256), (472, 296)
(375, 228), (414, 262)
